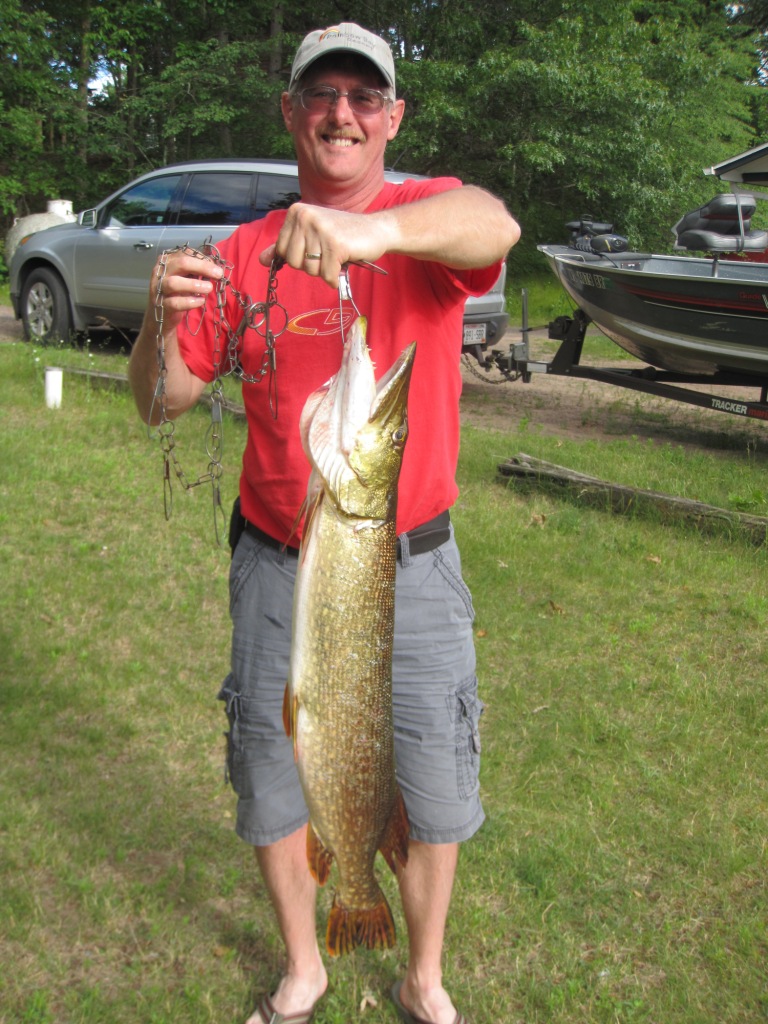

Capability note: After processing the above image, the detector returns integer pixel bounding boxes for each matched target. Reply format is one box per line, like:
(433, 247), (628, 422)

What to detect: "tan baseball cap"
(289, 23), (396, 91)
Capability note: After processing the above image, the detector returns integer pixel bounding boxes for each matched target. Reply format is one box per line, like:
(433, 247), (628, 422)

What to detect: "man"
(129, 22), (520, 1024)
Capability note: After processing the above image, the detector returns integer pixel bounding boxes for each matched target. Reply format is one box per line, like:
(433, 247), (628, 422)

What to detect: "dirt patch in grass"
(0, 304), (22, 342)
(459, 329), (768, 456)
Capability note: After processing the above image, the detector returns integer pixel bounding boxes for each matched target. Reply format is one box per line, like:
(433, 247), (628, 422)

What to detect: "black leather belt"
(397, 510), (451, 558)
(244, 510), (451, 561)
(244, 520), (300, 555)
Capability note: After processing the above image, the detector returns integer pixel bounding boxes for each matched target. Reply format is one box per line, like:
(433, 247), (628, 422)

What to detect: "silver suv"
(10, 158), (508, 353)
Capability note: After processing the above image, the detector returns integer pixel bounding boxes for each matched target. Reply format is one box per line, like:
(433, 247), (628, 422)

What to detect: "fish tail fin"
(325, 890), (397, 957)
(306, 823), (334, 886)
(379, 788), (410, 874)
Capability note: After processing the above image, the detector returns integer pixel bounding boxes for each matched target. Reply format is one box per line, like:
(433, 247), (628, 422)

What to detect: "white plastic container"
(46, 199), (75, 220)
(45, 367), (63, 409)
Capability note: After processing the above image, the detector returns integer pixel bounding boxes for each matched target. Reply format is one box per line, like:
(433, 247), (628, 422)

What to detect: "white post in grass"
(45, 367), (63, 409)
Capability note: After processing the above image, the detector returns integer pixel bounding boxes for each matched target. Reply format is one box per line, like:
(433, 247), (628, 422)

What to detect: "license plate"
(463, 324), (486, 345)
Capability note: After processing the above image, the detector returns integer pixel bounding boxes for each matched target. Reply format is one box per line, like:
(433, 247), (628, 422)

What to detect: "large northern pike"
(284, 317), (416, 956)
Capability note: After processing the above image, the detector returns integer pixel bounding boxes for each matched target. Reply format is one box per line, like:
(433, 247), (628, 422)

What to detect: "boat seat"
(674, 229), (768, 252)
(673, 194), (768, 253)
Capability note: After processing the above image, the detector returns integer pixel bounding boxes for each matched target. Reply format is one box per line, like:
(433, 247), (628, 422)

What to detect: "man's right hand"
(151, 249), (225, 328)
(128, 249), (215, 425)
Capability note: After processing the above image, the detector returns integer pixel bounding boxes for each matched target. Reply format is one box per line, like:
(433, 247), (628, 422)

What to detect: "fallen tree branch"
(498, 452), (768, 545)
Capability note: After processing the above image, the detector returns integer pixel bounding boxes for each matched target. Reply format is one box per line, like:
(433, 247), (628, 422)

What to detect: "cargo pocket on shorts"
(217, 675), (242, 792)
(455, 677), (484, 800)
(434, 548), (475, 624)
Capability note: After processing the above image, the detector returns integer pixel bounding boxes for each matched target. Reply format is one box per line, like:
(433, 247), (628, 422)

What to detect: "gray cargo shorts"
(217, 521), (485, 846)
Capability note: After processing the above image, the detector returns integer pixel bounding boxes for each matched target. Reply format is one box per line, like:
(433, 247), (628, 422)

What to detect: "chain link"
(461, 351), (521, 384)
(149, 241), (287, 544)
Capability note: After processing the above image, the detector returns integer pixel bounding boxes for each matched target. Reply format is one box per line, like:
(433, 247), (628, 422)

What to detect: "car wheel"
(20, 267), (74, 344)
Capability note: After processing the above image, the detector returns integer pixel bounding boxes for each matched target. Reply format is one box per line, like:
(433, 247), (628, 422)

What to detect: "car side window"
(256, 174), (301, 214)
(177, 172), (256, 226)
(104, 175), (182, 228)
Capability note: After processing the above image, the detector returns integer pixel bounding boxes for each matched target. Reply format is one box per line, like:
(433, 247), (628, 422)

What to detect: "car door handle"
(133, 241), (154, 250)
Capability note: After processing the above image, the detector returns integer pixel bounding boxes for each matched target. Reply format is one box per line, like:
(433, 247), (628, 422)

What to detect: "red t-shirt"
(177, 177), (501, 541)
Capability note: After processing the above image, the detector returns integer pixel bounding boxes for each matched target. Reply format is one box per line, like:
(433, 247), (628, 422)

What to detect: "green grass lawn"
(1, 341), (767, 1023)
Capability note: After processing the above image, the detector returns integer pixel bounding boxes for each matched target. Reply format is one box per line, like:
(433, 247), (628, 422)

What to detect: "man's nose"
(328, 92), (355, 119)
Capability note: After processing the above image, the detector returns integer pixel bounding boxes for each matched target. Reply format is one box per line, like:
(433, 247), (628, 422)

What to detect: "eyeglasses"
(297, 86), (392, 117)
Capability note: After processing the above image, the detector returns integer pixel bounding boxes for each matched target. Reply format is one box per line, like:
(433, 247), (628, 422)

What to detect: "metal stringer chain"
(149, 242), (287, 545)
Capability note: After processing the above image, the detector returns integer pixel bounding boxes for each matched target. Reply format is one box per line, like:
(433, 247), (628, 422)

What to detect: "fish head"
(346, 339), (415, 521)
(302, 317), (416, 522)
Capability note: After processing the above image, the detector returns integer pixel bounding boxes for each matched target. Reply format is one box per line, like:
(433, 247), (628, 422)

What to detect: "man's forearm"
(376, 185), (520, 269)
(129, 311), (206, 425)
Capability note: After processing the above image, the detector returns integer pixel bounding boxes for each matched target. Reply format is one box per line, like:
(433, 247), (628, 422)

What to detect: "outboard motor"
(566, 216), (629, 254)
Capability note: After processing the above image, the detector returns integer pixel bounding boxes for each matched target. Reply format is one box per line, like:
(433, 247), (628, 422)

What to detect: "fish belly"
(288, 496), (409, 955)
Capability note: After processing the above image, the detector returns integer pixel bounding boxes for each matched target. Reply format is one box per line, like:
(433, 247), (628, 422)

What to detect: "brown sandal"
(391, 981), (469, 1024)
(250, 992), (320, 1024)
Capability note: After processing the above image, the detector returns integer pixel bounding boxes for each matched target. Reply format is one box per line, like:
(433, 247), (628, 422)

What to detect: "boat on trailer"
(489, 143), (768, 422)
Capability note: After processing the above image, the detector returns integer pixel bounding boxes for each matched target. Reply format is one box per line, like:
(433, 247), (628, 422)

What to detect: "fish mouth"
(370, 342), (416, 428)
(305, 318), (374, 498)
(303, 319), (416, 511)
(337, 322), (415, 450)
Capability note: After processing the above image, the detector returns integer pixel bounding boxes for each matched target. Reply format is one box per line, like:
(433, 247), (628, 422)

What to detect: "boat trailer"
(483, 301), (768, 424)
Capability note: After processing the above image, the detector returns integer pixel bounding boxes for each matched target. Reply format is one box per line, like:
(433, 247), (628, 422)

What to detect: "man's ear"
(386, 99), (406, 141)
(281, 91), (295, 133)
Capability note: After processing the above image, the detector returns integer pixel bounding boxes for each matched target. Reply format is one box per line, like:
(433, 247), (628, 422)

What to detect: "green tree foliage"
(393, 1), (762, 265)
(1, 0), (768, 270)
(0, 0), (77, 215)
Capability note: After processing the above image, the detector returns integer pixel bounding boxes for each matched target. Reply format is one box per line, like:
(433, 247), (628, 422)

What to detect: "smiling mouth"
(322, 133), (362, 147)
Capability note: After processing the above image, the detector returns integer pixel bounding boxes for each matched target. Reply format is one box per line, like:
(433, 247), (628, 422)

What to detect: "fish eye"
(392, 425), (407, 444)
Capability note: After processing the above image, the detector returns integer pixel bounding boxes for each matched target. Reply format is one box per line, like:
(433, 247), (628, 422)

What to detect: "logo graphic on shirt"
(288, 307), (357, 337)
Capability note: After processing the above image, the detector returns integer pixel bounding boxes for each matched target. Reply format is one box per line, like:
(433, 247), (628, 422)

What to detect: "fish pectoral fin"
(300, 488), (324, 560)
(286, 479), (319, 552)
(379, 788), (410, 875)
(326, 890), (397, 957)
(306, 824), (334, 886)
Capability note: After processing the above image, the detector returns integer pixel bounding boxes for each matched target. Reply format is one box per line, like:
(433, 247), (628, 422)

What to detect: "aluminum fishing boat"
(486, 144), (768, 421)
(537, 239), (768, 377)
(539, 143), (768, 377)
